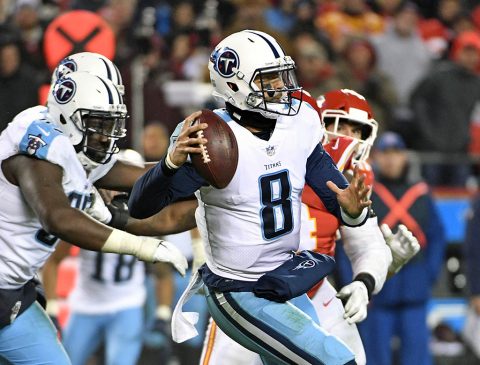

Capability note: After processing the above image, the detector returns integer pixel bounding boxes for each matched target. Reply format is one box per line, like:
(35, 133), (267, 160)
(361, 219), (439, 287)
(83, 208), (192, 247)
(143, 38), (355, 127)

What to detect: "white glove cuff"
(102, 229), (158, 262)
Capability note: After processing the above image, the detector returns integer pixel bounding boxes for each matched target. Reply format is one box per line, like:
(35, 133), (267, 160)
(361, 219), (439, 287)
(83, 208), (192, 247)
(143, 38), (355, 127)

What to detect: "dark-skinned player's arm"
(125, 199), (198, 236)
(94, 159), (158, 192)
(2, 155), (187, 275)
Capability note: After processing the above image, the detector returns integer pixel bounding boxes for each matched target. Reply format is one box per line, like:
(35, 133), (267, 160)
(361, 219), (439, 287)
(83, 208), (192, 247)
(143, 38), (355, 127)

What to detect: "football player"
(0, 69), (195, 364)
(197, 90), (420, 365)
(129, 30), (374, 365)
(42, 150), (163, 365)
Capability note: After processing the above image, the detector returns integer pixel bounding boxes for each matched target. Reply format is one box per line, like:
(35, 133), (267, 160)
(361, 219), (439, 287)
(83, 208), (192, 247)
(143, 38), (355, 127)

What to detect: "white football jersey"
(69, 250), (146, 314)
(0, 106), (93, 289)
(193, 103), (324, 281)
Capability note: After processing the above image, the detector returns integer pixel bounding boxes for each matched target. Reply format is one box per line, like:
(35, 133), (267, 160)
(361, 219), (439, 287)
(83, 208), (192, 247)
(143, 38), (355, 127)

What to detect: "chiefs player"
(199, 89), (419, 365)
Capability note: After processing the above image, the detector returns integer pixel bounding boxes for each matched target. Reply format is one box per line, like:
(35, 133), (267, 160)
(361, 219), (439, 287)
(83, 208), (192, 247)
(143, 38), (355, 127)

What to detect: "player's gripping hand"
(102, 231), (188, 276)
(168, 111), (208, 168)
(327, 165), (372, 218)
(336, 281), (369, 324)
(151, 240), (188, 276)
(381, 224), (420, 275)
(86, 186), (112, 224)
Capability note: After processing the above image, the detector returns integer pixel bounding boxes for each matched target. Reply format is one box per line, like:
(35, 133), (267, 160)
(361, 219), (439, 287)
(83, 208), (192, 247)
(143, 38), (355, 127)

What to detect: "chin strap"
(225, 102), (277, 132)
(76, 151), (100, 171)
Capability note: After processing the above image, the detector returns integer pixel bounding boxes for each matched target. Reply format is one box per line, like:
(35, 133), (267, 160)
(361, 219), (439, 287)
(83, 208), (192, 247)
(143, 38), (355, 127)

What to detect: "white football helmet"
(208, 30), (301, 119)
(51, 52), (124, 95)
(318, 89), (378, 163)
(47, 71), (127, 170)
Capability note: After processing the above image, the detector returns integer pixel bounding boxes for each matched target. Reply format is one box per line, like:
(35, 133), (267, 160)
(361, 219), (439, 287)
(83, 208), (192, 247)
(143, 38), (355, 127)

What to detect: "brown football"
(189, 109), (239, 189)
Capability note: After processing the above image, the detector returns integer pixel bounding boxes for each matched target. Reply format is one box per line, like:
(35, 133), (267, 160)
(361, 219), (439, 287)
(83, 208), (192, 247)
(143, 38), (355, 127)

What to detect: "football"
(190, 109), (238, 189)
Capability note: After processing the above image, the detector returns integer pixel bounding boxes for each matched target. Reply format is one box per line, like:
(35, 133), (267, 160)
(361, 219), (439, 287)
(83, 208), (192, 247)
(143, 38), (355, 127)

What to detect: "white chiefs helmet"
(318, 89), (378, 163)
(51, 52), (124, 95)
(47, 71), (127, 170)
(208, 30), (301, 119)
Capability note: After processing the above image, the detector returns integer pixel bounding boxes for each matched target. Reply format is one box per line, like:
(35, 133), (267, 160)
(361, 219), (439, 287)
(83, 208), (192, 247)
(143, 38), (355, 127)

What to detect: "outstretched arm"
(3, 155), (187, 274)
(305, 144), (370, 226)
(126, 199), (198, 236)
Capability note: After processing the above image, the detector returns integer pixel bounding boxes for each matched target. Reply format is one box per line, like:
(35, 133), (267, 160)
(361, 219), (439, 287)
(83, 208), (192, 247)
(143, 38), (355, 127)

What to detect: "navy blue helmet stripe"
(245, 31), (282, 58)
(113, 64), (122, 85)
(99, 58), (112, 82)
(97, 76), (113, 104)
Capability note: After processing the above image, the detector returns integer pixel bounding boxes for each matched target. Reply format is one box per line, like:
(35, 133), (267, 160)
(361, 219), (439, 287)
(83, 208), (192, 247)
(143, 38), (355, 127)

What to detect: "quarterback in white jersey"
(0, 70), (194, 365)
(129, 30), (371, 365)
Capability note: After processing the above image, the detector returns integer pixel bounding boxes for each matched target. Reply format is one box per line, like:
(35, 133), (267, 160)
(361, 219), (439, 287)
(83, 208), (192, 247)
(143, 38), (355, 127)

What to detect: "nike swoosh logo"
(323, 297), (335, 307)
(37, 126), (50, 136)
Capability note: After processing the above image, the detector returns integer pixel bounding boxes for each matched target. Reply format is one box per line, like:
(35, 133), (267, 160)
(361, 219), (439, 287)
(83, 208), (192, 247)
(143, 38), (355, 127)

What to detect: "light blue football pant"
(205, 288), (356, 365)
(0, 301), (71, 365)
(62, 306), (143, 365)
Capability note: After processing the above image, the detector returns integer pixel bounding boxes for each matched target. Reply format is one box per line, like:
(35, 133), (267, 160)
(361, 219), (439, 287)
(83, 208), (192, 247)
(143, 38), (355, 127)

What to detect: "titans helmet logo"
(53, 78), (76, 104)
(292, 259), (316, 271)
(55, 58), (77, 80)
(211, 47), (239, 78)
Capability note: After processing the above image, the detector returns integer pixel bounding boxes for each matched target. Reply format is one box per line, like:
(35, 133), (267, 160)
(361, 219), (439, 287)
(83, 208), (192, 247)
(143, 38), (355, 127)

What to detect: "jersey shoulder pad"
(323, 136), (359, 172)
(19, 120), (64, 160)
(293, 90), (322, 117)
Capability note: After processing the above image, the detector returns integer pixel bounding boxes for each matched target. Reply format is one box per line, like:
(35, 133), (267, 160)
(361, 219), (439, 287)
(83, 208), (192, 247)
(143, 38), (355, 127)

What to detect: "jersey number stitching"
(259, 170), (294, 240)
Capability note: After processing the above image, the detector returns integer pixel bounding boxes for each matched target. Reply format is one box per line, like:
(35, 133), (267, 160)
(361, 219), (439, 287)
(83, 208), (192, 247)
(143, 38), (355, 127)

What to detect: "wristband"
(165, 153), (180, 170)
(354, 273), (375, 300)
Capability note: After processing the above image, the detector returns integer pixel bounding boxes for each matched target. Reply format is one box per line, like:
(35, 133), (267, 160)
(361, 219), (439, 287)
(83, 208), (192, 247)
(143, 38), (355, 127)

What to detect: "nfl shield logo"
(265, 145), (276, 156)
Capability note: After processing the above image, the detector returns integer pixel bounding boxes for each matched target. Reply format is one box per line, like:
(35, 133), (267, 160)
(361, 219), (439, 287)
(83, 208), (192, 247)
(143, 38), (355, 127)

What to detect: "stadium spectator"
(142, 122), (170, 162)
(292, 32), (342, 98)
(410, 30), (480, 186)
(357, 132), (446, 365)
(315, 0), (385, 53)
(12, 0), (48, 77)
(336, 38), (398, 132)
(0, 27), (41, 131)
(371, 1), (432, 142)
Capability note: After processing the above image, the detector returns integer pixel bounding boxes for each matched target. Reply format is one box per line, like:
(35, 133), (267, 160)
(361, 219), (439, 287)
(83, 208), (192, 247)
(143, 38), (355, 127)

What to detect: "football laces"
(196, 129), (211, 163)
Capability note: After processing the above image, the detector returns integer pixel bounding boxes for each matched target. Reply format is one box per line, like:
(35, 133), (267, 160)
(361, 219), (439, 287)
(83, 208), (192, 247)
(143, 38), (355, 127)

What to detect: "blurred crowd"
(2, 0), (480, 186)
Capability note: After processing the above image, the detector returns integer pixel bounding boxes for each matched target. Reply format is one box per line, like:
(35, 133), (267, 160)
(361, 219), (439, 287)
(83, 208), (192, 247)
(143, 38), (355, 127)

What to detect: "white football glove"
(336, 281), (369, 324)
(153, 240), (188, 276)
(86, 187), (112, 224)
(381, 224), (420, 275)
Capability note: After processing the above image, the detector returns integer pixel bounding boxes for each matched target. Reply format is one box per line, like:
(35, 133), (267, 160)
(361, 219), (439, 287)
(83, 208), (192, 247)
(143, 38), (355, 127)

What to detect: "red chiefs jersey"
(297, 90), (375, 257)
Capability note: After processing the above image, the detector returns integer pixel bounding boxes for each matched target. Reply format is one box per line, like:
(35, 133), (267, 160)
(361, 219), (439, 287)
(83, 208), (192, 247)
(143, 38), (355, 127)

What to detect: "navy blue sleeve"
(305, 143), (348, 220)
(128, 158), (207, 219)
(465, 195), (480, 295)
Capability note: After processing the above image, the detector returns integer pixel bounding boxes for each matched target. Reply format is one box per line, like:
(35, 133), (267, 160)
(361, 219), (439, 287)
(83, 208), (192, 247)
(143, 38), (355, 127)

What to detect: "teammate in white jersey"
(41, 150), (149, 365)
(129, 30), (372, 365)
(0, 70), (195, 364)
